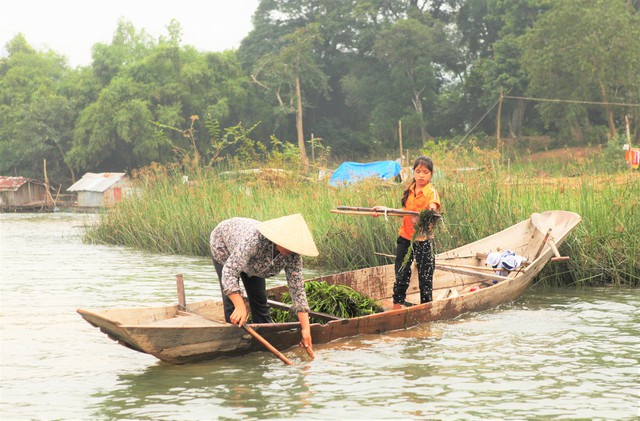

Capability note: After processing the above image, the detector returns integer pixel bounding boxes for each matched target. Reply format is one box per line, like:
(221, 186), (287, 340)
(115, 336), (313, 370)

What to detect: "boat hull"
(78, 210), (581, 364)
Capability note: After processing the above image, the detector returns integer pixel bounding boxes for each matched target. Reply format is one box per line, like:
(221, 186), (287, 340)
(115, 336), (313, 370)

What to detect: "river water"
(1, 213), (638, 420)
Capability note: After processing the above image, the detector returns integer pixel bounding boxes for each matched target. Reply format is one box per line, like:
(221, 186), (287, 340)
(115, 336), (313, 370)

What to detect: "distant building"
(67, 172), (132, 208)
(0, 176), (52, 211)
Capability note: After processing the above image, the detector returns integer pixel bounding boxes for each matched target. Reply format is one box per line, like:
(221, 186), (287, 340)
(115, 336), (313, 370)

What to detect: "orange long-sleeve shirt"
(398, 182), (440, 241)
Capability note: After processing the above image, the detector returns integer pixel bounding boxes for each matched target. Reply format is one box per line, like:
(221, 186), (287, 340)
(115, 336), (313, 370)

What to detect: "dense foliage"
(1, 0), (639, 188)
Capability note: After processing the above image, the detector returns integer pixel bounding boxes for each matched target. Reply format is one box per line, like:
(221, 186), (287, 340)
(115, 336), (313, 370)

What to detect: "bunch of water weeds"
(401, 209), (441, 269)
(269, 281), (384, 324)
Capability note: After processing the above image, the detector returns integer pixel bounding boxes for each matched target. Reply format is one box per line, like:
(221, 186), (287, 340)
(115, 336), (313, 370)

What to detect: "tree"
(521, 0), (640, 141)
(0, 34), (78, 184)
(374, 18), (446, 142)
(250, 24), (330, 168)
(456, 0), (547, 139)
(68, 19), (257, 173)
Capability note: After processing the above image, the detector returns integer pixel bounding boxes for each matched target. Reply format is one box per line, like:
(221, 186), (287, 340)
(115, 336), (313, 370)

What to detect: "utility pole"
(398, 120), (404, 166)
(496, 90), (503, 153)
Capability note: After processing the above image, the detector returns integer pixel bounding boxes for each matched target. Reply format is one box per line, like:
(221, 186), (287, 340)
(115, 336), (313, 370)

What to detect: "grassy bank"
(85, 157), (639, 286)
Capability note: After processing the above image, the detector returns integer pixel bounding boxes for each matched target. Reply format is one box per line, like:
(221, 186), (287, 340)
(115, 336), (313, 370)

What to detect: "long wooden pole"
(534, 228), (552, 260)
(398, 120), (404, 166)
(435, 264), (512, 282)
(374, 252), (529, 268)
(175, 274), (294, 365)
(241, 324), (294, 365)
(373, 252), (513, 280)
(626, 115), (632, 150)
(497, 90), (503, 152)
(332, 206), (441, 218)
(295, 74), (309, 170)
(176, 274), (186, 309)
(331, 208), (418, 217)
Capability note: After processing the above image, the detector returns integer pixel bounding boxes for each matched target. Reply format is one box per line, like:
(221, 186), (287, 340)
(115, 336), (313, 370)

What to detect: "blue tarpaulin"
(329, 160), (401, 187)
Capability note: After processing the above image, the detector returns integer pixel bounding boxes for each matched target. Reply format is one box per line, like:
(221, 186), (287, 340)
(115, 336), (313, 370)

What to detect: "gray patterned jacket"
(210, 217), (310, 313)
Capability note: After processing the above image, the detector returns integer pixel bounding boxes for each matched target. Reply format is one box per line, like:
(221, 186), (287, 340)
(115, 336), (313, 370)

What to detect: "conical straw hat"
(258, 214), (319, 257)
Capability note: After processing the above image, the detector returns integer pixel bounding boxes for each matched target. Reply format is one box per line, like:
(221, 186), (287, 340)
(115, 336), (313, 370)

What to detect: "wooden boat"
(78, 210), (581, 364)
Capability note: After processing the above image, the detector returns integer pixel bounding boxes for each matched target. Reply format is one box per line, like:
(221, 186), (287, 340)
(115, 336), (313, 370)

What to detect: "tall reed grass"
(85, 161), (639, 286)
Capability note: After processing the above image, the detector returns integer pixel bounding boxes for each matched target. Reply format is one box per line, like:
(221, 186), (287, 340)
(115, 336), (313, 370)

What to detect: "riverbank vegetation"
(85, 142), (639, 287)
(2, 1), (638, 189)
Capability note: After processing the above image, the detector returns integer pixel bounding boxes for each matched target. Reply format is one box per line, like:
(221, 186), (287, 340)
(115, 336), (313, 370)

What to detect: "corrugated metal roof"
(67, 172), (127, 192)
(0, 176), (42, 192)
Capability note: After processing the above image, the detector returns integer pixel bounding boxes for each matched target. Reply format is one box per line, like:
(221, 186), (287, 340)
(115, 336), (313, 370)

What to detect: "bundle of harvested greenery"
(401, 208), (441, 269)
(269, 281), (384, 324)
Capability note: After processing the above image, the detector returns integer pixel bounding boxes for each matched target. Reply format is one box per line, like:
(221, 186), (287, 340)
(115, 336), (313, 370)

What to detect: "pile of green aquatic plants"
(85, 146), (639, 287)
(269, 281), (384, 324)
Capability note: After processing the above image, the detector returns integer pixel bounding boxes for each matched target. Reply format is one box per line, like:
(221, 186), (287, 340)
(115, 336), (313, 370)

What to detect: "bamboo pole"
(332, 206), (441, 218)
(626, 115), (632, 149)
(497, 90), (503, 153)
(398, 120), (404, 166)
(331, 207), (418, 217)
(435, 264), (512, 282)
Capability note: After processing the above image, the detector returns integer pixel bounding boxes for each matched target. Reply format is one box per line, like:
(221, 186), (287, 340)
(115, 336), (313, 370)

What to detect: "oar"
(240, 324), (294, 365)
(175, 274), (294, 366)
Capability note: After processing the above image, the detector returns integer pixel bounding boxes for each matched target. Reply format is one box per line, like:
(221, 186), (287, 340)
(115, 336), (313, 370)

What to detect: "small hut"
(67, 172), (132, 208)
(0, 176), (53, 211)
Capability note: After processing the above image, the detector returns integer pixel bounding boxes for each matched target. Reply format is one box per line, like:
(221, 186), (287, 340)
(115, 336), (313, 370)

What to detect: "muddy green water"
(1, 213), (638, 420)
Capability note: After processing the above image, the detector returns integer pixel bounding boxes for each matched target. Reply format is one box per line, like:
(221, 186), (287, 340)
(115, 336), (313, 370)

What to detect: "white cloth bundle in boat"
(486, 250), (527, 275)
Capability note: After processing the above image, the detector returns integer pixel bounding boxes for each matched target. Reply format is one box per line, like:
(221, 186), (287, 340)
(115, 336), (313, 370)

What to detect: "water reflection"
(91, 356), (315, 420)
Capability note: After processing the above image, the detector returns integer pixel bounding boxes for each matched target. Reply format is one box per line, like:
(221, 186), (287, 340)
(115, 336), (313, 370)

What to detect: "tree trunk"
(295, 75), (309, 169)
(53, 140), (76, 182)
(509, 98), (527, 138)
(411, 91), (428, 143)
(598, 79), (617, 138)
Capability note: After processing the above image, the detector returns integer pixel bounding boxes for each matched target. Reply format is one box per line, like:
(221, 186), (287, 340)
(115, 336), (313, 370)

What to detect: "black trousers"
(393, 237), (434, 305)
(213, 260), (272, 323)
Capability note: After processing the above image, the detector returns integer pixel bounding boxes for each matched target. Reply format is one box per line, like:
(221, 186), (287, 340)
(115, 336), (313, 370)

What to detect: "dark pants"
(213, 260), (272, 323)
(393, 237), (434, 305)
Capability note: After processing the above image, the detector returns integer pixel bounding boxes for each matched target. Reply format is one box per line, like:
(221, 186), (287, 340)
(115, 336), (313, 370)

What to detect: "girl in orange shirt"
(377, 156), (440, 309)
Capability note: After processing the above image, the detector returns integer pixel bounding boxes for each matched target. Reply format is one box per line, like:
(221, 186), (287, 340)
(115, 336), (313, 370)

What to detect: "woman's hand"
(227, 293), (248, 326)
(297, 312), (315, 359)
(300, 327), (314, 358)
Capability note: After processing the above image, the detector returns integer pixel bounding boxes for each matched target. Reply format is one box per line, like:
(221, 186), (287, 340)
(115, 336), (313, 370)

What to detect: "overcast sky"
(0, 0), (261, 68)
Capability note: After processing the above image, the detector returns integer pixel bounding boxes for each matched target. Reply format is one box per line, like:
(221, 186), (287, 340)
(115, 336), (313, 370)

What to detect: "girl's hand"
(371, 206), (388, 218)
